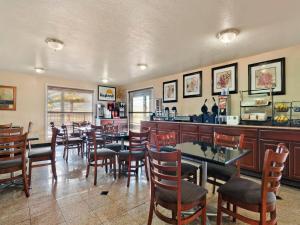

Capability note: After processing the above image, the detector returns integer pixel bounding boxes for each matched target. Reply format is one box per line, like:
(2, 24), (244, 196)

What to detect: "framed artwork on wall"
(0, 85), (16, 110)
(183, 71), (202, 98)
(98, 85), (116, 101)
(163, 80), (178, 103)
(212, 63), (238, 95)
(248, 57), (285, 95)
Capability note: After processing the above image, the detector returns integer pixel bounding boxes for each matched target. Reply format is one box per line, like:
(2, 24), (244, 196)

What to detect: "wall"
(0, 71), (97, 143)
(120, 44), (300, 116)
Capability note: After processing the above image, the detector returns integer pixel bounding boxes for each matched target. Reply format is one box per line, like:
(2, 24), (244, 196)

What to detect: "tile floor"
(0, 146), (299, 225)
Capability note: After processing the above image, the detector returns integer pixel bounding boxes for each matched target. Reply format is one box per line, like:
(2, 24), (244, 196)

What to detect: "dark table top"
(161, 141), (250, 166)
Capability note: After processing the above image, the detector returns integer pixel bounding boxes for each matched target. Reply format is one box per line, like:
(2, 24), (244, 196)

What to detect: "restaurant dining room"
(1, 1), (300, 225)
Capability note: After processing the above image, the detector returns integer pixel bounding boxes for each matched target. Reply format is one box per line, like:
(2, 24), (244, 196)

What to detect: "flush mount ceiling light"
(102, 79), (108, 84)
(45, 38), (64, 51)
(216, 28), (240, 43)
(137, 63), (148, 70)
(34, 67), (45, 74)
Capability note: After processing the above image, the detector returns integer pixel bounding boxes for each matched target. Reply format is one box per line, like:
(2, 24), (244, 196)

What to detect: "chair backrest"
(61, 125), (69, 141)
(103, 125), (118, 134)
(214, 132), (245, 149)
(50, 122), (55, 128)
(155, 132), (177, 151)
(0, 123), (12, 129)
(0, 127), (23, 137)
(50, 128), (59, 157)
(91, 124), (104, 133)
(27, 121), (33, 134)
(129, 130), (150, 153)
(261, 143), (289, 201)
(148, 148), (182, 210)
(0, 133), (28, 168)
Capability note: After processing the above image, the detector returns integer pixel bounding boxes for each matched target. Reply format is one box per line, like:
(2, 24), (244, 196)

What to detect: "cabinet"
(240, 137), (258, 171)
(180, 124), (198, 143)
(289, 143), (300, 180)
(157, 122), (180, 143)
(141, 121), (157, 146)
(198, 125), (213, 144)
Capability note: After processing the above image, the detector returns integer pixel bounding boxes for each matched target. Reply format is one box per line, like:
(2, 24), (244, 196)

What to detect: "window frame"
(45, 84), (95, 141)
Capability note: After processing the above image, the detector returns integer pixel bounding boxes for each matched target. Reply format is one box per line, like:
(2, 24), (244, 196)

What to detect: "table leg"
(121, 138), (124, 150)
(201, 161), (207, 189)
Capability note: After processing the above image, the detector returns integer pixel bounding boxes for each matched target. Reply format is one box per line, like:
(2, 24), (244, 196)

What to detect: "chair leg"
(147, 197), (154, 225)
(113, 158), (116, 179)
(233, 204), (237, 222)
(105, 158), (108, 173)
(144, 157), (149, 181)
(260, 208), (267, 225)
(86, 162), (90, 178)
(217, 194), (223, 225)
(201, 202), (206, 225)
(270, 207), (277, 225)
(66, 147), (69, 162)
(135, 160), (139, 175)
(22, 167), (30, 197)
(28, 160), (32, 186)
(94, 161), (98, 185)
(118, 159), (122, 178)
(127, 158), (131, 187)
(212, 177), (216, 194)
(51, 159), (57, 180)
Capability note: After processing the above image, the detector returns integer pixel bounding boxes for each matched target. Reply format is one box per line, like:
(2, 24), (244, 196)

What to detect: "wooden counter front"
(141, 120), (300, 185)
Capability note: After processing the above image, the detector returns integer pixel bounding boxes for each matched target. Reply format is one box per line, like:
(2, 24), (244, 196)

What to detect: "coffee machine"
(116, 102), (126, 118)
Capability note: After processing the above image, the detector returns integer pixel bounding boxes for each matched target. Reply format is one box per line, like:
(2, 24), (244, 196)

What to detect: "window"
(47, 86), (94, 137)
(128, 88), (154, 131)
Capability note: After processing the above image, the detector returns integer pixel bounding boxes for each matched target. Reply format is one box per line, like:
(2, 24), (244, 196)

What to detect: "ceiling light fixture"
(34, 67), (45, 74)
(216, 28), (240, 43)
(137, 63), (148, 70)
(45, 38), (64, 51)
(102, 79), (108, 84)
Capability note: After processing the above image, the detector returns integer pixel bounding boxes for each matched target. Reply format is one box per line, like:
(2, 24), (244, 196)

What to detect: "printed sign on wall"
(98, 85), (116, 101)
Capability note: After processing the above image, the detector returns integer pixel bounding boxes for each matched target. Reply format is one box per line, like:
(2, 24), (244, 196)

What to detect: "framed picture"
(0, 85), (16, 110)
(183, 71), (202, 98)
(98, 85), (116, 101)
(163, 80), (177, 103)
(248, 57), (285, 95)
(212, 63), (238, 95)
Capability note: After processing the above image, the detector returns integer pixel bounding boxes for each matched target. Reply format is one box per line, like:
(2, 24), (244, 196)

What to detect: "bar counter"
(141, 120), (300, 188)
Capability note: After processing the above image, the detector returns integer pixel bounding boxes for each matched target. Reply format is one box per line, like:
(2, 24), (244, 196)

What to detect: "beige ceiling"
(1, 0), (300, 85)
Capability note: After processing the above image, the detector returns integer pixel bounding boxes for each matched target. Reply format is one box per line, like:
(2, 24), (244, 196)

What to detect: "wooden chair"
(147, 148), (207, 225)
(118, 130), (150, 187)
(0, 123), (12, 129)
(28, 128), (59, 186)
(0, 127), (23, 136)
(104, 125), (123, 152)
(61, 125), (83, 162)
(200, 132), (245, 193)
(217, 143), (289, 225)
(0, 133), (29, 197)
(86, 130), (117, 185)
(155, 132), (198, 184)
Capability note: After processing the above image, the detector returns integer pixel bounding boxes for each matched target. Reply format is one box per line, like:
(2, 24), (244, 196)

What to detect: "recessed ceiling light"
(102, 79), (108, 84)
(137, 63), (148, 70)
(216, 28), (240, 43)
(45, 38), (64, 51)
(34, 67), (45, 74)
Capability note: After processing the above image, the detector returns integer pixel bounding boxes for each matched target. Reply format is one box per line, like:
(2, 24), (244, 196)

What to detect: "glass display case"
(291, 101), (300, 127)
(273, 102), (291, 126)
(239, 89), (273, 125)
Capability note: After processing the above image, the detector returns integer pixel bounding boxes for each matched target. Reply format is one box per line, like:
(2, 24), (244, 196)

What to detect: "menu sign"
(98, 85), (116, 101)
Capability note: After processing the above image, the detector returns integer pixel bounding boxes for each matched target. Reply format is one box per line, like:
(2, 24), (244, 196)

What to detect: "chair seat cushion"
(206, 163), (237, 181)
(90, 148), (116, 159)
(163, 162), (198, 176)
(28, 149), (52, 158)
(118, 150), (145, 160)
(156, 180), (207, 204)
(105, 143), (122, 152)
(0, 158), (23, 169)
(218, 177), (276, 205)
(68, 137), (82, 142)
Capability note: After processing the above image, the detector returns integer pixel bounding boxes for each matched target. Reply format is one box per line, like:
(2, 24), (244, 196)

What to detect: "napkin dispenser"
(226, 116), (240, 125)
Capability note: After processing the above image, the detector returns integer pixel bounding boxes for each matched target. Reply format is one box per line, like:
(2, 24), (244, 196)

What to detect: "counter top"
(143, 120), (300, 131)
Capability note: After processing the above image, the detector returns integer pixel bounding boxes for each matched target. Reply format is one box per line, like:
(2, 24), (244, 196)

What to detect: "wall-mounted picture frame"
(183, 71), (202, 98)
(163, 80), (177, 103)
(0, 85), (16, 110)
(248, 57), (285, 95)
(98, 85), (116, 101)
(212, 63), (238, 95)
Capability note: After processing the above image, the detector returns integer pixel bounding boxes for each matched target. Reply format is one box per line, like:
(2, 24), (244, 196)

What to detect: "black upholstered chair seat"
(118, 150), (145, 160)
(218, 177), (276, 205)
(28, 149), (52, 158)
(0, 158), (23, 169)
(163, 161), (198, 176)
(207, 163), (237, 181)
(156, 180), (207, 204)
(105, 143), (122, 152)
(89, 148), (116, 159)
(67, 137), (82, 143)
